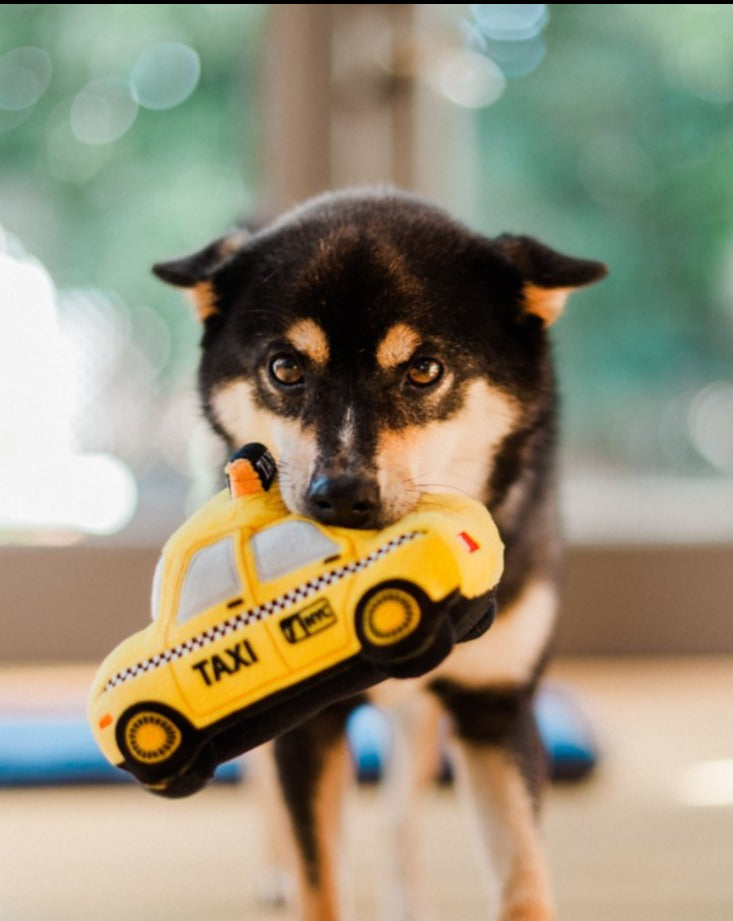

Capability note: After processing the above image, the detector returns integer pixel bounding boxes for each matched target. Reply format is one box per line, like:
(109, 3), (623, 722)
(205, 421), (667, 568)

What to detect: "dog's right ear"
(152, 229), (250, 321)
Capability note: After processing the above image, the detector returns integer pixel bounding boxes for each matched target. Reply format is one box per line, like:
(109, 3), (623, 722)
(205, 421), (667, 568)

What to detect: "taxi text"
(191, 639), (258, 686)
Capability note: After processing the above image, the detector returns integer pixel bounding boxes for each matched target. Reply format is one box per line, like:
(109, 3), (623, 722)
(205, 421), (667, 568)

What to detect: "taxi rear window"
(176, 537), (241, 626)
(252, 520), (340, 582)
(150, 556), (164, 621)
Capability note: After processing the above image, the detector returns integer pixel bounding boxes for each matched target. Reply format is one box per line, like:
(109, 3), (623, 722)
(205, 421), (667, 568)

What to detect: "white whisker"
(414, 483), (485, 503)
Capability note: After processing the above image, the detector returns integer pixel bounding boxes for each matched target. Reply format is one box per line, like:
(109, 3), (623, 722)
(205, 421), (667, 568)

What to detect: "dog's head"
(154, 189), (606, 529)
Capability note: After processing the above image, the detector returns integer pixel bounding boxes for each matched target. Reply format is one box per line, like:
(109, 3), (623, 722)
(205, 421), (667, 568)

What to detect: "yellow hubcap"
(362, 588), (421, 647)
(125, 711), (182, 764)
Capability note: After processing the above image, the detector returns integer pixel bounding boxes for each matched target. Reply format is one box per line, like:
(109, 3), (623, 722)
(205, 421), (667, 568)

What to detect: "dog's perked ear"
(152, 229), (250, 321)
(496, 234), (608, 326)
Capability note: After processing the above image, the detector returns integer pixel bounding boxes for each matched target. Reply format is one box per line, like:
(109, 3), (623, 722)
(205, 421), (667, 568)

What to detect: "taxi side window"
(252, 520), (340, 583)
(177, 537), (242, 626)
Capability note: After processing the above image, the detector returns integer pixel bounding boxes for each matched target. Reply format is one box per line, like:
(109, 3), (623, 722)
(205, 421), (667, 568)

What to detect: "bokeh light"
(0, 246), (70, 451)
(0, 231), (137, 536)
(675, 36), (733, 104)
(0, 452), (137, 535)
(479, 34), (546, 78)
(688, 381), (733, 472)
(431, 48), (506, 109)
(674, 759), (733, 807)
(70, 78), (138, 146)
(130, 42), (201, 111)
(469, 4), (548, 41)
(47, 101), (111, 182)
(464, 4), (549, 80)
(0, 46), (52, 111)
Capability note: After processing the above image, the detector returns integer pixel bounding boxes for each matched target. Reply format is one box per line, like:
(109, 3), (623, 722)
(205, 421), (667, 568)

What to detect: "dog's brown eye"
(406, 357), (443, 387)
(270, 354), (304, 386)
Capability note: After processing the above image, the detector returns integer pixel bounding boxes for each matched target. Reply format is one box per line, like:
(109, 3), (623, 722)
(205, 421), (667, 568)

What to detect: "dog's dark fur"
(154, 188), (606, 921)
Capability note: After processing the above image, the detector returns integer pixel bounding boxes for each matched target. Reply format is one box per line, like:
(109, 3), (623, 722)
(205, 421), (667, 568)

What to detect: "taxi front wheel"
(117, 703), (194, 784)
(356, 579), (447, 674)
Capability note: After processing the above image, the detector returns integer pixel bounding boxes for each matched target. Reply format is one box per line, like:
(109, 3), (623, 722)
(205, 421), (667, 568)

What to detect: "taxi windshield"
(252, 520), (340, 582)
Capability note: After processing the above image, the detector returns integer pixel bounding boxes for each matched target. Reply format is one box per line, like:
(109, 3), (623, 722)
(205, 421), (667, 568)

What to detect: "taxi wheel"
(117, 703), (194, 784)
(386, 615), (455, 679)
(355, 580), (430, 667)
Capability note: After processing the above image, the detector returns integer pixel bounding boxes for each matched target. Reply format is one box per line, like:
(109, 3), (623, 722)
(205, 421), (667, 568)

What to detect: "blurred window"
(3, 4), (732, 548)
(464, 5), (733, 473)
(0, 4), (265, 541)
(418, 4), (733, 541)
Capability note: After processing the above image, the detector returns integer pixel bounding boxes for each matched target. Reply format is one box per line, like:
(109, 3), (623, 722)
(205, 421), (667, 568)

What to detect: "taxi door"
(165, 534), (290, 720)
(246, 519), (359, 676)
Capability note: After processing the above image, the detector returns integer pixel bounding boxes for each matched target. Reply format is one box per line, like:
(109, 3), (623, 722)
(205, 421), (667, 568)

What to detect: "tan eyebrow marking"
(286, 318), (330, 365)
(376, 323), (420, 370)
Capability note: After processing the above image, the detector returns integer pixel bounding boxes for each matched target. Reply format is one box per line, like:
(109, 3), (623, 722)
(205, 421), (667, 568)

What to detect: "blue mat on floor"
(0, 715), (242, 787)
(0, 685), (597, 787)
(347, 683), (599, 784)
(534, 683), (599, 781)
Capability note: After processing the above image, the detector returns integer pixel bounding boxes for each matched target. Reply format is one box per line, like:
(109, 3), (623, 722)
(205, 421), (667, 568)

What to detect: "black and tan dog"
(154, 188), (606, 921)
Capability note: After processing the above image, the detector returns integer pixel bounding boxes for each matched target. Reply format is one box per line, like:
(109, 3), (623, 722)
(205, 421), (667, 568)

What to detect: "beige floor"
(1, 659), (732, 921)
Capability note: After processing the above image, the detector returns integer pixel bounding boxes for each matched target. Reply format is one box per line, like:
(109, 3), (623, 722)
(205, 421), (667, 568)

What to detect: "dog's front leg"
(273, 699), (357, 921)
(435, 684), (554, 921)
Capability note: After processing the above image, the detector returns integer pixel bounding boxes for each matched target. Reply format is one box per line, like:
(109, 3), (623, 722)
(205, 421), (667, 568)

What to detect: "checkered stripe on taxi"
(103, 530), (424, 693)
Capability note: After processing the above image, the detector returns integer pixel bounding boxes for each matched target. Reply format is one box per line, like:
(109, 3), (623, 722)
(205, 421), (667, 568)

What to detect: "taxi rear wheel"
(356, 580), (434, 668)
(117, 703), (194, 784)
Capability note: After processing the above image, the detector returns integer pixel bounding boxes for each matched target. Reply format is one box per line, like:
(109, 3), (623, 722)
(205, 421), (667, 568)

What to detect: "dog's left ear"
(152, 229), (250, 321)
(496, 234), (608, 326)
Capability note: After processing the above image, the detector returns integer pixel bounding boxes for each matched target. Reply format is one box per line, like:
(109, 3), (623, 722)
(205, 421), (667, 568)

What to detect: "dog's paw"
(255, 866), (294, 910)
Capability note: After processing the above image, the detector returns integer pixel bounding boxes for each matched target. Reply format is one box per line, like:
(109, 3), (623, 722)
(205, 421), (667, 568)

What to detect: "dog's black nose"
(306, 474), (380, 529)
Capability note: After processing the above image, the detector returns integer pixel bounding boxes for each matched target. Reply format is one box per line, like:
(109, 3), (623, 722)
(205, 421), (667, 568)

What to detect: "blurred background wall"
(1, 4), (732, 659)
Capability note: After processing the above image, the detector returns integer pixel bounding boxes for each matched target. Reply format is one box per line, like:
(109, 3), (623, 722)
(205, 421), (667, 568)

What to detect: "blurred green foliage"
(472, 4), (733, 473)
(2, 4), (732, 478)
(0, 3), (265, 379)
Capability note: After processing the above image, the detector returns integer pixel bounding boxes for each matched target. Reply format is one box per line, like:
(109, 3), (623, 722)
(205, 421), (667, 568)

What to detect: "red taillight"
(457, 531), (479, 553)
(99, 714), (113, 730)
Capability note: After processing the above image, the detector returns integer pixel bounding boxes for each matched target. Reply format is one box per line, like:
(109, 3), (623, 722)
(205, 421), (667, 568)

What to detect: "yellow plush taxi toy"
(88, 444), (504, 797)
